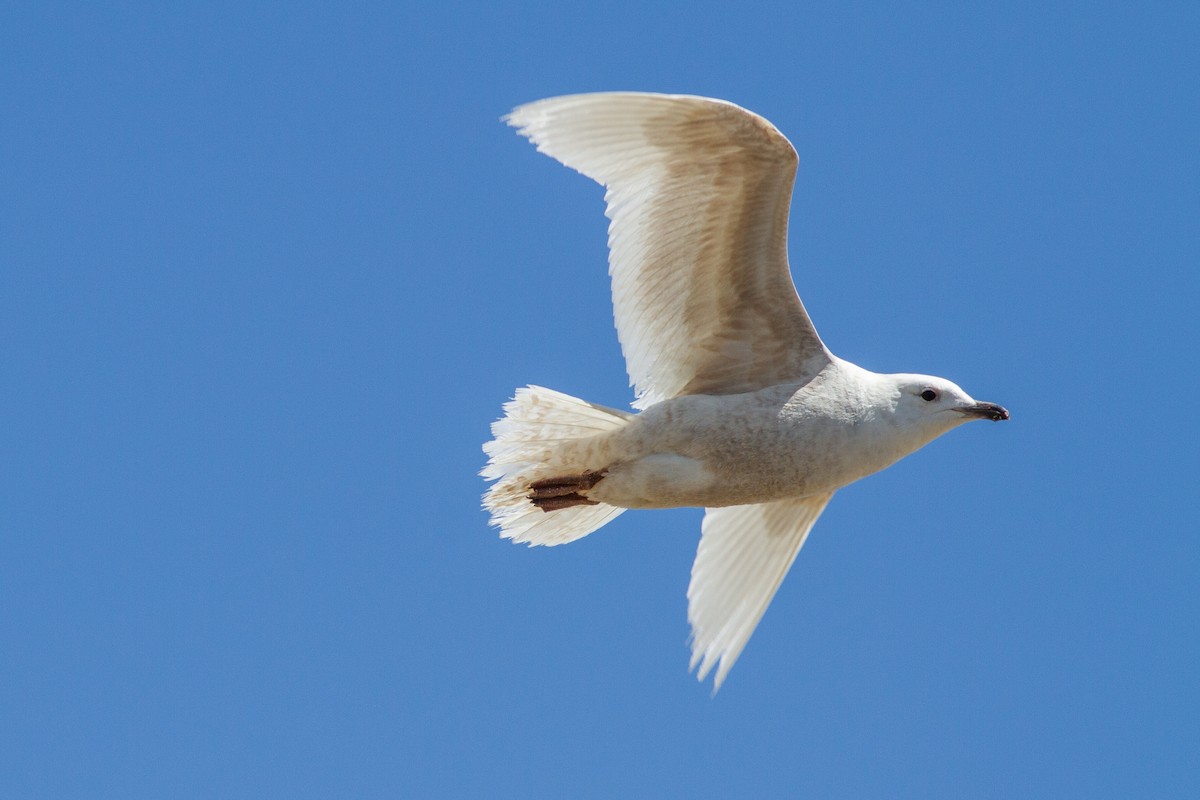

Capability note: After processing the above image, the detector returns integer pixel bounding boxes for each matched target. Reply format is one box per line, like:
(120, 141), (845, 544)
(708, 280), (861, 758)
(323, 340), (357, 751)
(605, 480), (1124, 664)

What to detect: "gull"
(482, 92), (1008, 691)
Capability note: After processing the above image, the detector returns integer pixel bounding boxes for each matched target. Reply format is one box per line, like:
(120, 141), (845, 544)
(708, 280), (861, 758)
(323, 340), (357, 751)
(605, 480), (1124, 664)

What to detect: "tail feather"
(482, 386), (630, 546)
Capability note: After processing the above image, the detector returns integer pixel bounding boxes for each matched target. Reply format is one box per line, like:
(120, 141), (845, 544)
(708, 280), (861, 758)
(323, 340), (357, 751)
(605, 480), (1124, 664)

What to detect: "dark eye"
(920, 389), (938, 402)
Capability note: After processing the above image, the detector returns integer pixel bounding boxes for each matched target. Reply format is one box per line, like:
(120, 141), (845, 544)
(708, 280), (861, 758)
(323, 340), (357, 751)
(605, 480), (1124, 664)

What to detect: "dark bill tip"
(960, 402), (1010, 422)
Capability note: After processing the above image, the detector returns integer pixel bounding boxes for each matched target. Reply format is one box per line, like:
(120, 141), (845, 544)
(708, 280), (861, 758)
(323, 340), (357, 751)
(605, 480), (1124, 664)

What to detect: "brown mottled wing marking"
(506, 93), (831, 409)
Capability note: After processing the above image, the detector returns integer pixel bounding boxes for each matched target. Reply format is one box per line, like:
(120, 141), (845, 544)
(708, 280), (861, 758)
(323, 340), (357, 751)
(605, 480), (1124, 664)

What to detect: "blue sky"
(2, 2), (1198, 797)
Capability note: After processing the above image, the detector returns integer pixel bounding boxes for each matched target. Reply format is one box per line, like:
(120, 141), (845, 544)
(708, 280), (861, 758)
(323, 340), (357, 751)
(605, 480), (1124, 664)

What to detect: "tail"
(482, 385), (630, 546)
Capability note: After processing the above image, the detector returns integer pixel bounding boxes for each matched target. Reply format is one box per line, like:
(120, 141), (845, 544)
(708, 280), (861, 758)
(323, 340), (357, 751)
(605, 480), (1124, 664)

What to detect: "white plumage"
(504, 93), (829, 409)
(483, 92), (1008, 691)
(688, 493), (832, 689)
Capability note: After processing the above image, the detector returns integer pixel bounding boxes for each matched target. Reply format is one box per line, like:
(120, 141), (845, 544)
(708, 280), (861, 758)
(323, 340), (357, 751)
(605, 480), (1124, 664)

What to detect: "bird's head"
(887, 374), (1009, 439)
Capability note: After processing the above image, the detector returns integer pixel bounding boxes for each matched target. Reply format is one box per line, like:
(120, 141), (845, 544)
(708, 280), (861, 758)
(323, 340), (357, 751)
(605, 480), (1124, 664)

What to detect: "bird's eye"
(920, 389), (938, 402)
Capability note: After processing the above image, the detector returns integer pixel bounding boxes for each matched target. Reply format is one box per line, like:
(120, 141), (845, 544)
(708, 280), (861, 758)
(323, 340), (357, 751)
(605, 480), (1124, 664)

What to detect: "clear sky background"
(3, 2), (1198, 798)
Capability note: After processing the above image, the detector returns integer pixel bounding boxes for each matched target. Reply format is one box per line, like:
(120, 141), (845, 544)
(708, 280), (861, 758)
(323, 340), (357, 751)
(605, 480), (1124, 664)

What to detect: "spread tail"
(481, 386), (630, 546)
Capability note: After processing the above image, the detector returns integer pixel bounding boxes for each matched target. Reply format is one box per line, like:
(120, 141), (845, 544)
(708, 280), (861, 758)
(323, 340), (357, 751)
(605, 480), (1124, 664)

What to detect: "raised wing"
(688, 493), (833, 691)
(506, 93), (831, 409)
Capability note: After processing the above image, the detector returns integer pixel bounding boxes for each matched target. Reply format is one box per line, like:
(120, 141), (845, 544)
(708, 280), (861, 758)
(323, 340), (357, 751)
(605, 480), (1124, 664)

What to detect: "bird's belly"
(590, 441), (844, 509)
(587, 394), (875, 509)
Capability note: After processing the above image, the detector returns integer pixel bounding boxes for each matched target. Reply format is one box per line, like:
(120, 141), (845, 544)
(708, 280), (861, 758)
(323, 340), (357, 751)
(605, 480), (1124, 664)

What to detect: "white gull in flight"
(482, 92), (1008, 691)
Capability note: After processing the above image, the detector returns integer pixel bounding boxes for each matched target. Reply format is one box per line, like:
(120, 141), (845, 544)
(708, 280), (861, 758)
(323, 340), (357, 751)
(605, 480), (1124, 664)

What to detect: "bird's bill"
(956, 402), (1010, 422)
